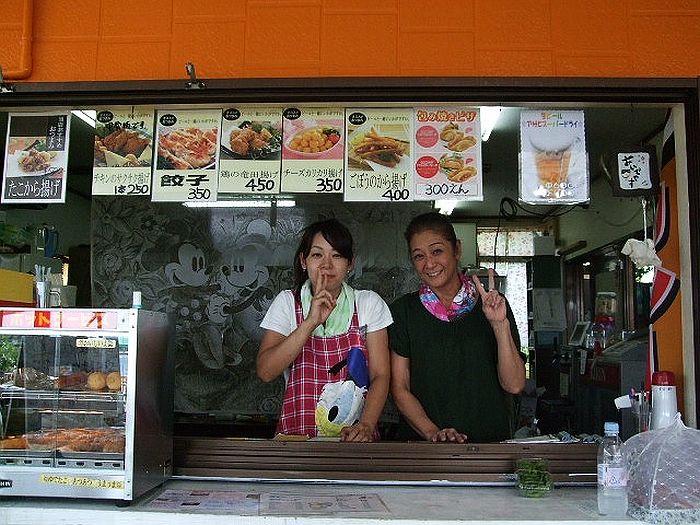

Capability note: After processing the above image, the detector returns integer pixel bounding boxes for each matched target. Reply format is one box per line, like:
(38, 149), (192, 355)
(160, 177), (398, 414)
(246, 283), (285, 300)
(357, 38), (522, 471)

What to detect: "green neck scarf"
(300, 280), (355, 337)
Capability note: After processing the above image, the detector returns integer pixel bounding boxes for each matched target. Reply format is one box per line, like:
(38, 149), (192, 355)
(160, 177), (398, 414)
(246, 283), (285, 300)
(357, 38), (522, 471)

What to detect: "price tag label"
(40, 475), (124, 490)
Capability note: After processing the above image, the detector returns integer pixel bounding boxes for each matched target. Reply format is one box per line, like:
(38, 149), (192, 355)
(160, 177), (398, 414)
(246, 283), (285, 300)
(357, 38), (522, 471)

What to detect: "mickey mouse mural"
(315, 347), (369, 437)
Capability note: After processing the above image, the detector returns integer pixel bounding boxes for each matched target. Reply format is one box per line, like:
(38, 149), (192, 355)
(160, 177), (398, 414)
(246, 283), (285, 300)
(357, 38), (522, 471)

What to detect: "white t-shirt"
(260, 289), (393, 336)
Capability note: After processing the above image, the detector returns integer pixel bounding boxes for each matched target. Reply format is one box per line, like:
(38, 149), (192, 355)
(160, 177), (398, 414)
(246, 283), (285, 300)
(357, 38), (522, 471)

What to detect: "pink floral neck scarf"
(419, 272), (477, 322)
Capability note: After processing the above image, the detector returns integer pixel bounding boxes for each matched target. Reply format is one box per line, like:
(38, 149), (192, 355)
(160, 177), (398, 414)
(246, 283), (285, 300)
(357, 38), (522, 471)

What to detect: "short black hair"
(404, 212), (458, 251)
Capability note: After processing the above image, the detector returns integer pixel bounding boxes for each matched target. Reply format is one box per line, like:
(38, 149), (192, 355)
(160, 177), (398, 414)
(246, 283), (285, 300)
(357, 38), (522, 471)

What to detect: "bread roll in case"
(87, 371), (107, 390)
(106, 371), (122, 391)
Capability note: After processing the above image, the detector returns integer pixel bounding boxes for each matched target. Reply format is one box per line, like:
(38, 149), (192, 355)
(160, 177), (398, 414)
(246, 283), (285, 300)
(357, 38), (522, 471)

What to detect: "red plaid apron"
(276, 296), (368, 437)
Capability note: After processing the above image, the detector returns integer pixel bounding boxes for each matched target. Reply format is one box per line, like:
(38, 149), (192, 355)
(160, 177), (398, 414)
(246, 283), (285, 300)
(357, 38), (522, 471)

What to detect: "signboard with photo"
(151, 109), (221, 202)
(413, 107), (483, 201)
(519, 110), (589, 205)
(281, 107), (344, 193)
(92, 107), (154, 196)
(2, 112), (71, 204)
(344, 108), (413, 202)
(218, 107), (282, 195)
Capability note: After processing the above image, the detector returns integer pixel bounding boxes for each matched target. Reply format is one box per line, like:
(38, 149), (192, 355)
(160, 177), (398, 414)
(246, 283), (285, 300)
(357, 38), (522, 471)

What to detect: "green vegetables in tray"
(516, 457), (553, 498)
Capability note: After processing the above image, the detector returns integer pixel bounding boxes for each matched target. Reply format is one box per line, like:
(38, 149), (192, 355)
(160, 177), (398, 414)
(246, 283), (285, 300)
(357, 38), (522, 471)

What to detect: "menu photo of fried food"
(440, 122), (477, 152)
(223, 120), (282, 160)
(94, 128), (152, 168)
(18, 148), (57, 173)
(348, 126), (410, 170)
(157, 127), (218, 170)
(286, 126), (342, 157)
(439, 153), (478, 183)
(8, 138), (60, 177)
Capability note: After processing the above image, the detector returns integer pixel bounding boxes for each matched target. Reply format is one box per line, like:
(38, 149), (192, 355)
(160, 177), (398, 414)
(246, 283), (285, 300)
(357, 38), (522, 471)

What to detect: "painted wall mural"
(91, 196), (425, 423)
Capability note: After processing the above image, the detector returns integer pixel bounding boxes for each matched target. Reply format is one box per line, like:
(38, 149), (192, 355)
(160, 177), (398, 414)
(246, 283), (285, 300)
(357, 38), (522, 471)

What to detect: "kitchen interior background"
(0, 101), (672, 434)
(1, 0), (696, 432)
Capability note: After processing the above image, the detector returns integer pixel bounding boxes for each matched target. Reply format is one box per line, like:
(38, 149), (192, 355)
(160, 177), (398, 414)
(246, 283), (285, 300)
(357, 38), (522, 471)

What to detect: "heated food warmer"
(0, 308), (174, 501)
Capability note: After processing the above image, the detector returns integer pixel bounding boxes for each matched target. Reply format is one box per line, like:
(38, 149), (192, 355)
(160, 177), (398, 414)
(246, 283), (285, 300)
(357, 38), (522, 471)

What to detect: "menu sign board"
(92, 107), (154, 196)
(2, 112), (70, 204)
(519, 110), (589, 204)
(413, 107), (483, 201)
(344, 108), (413, 202)
(281, 107), (344, 193)
(218, 107), (282, 195)
(151, 109), (221, 202)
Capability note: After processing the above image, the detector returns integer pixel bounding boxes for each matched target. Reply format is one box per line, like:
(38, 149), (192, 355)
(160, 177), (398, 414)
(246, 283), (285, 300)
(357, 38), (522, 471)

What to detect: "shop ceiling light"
(480, 106), (503, 141)
(183, 198), (296, 208)
(435, 200), (458, 215)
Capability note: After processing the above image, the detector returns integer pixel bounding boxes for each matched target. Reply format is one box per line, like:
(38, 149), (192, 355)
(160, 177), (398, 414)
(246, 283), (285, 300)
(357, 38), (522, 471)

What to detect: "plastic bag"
(624, 413), (700, 524)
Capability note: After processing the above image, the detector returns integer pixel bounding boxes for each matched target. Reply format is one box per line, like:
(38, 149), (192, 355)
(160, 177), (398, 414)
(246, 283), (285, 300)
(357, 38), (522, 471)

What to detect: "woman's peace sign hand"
(307, 271), (336, 328)
(471, 268), (507, 325)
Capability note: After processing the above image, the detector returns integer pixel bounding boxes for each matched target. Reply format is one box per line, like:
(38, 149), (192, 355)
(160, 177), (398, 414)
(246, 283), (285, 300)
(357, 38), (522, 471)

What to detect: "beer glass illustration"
(529, 128), (578, 199)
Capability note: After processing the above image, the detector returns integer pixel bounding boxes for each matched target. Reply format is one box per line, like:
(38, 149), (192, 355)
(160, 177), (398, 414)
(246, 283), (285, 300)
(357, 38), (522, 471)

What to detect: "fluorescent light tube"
(480, 106), (502, 141)
(183, 199), (296, 208)
(435, 200), (457, 215)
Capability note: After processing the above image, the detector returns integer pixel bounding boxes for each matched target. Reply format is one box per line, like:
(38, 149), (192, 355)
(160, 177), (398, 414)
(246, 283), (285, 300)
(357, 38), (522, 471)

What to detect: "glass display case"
(0, 308), (174, 501)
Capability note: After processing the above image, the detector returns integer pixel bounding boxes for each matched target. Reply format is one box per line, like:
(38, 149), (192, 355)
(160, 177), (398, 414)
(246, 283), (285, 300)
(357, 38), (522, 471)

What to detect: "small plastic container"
(516, 457), (553, 498)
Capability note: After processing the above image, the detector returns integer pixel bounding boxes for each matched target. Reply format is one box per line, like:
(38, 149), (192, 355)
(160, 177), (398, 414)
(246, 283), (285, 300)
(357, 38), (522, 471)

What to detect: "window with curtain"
(477, 228), (548, 356)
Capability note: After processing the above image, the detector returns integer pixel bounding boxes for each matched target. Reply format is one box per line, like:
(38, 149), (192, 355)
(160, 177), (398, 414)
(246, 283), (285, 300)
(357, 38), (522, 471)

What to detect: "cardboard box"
(0, 268), (34, 305)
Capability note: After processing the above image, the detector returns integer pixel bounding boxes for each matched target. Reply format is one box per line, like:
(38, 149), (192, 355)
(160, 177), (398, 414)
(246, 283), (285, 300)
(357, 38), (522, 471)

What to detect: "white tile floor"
(0, 479), (642, 524)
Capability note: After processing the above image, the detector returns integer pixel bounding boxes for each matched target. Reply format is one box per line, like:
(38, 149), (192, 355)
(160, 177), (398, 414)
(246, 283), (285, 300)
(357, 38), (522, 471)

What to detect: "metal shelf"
(0, 388), (125, 404)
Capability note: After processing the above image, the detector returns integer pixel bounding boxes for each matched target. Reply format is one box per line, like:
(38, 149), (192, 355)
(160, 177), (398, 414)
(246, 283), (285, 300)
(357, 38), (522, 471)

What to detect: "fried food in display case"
(0, 308), (174, 502)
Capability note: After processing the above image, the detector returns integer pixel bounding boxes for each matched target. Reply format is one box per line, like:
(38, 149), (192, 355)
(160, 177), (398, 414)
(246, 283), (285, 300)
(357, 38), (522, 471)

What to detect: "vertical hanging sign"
(218, 107), (282, 195)
(2, 112), (70, 204)
(281, 107), (344, 193)
(519, 110), (589, 204)
(151, 109), (221, 202)
(92, 107), (154, 196)
(344, 108), (413, 202)
(413, 107), (483, 201)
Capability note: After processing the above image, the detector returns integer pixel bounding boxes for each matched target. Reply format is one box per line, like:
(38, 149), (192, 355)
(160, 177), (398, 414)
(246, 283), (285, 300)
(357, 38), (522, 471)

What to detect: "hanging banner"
(2, 112), (70, 204)
(519, 110), (588, 205)
(151, 109), (221, 202)
(344, 108), (413, 202)
(413, 107), (483, 201)
(281, 107), (344, 193)
(218, 107), (282, 195)
(92, 107), (154, 196)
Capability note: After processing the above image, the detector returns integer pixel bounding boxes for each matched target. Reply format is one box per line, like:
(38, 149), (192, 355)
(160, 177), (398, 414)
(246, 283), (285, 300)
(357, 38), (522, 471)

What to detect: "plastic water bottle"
(597, 421), (628, 516)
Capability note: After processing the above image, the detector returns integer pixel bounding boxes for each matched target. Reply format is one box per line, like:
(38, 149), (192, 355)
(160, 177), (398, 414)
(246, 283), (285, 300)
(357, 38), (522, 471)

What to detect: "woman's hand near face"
(472, 268), (507, 325)
(257, 272), (337, 383)
(305, 272), (337, 329)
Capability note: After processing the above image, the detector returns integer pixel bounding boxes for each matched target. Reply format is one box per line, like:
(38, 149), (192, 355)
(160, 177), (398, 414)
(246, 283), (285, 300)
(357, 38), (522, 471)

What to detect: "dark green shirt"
(389, 292), (524, 442)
